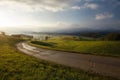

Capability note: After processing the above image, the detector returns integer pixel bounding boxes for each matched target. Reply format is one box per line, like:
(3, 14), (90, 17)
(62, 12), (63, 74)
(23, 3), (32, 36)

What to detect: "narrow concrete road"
(17, 42), (120, 79)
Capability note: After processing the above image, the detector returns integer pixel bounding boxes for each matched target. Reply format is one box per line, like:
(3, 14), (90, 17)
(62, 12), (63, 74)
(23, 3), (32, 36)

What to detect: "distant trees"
(103, 33), (120, 41)
(80, 32), (101, 38)
(79, 32), (120, 41)
(11, 34), (33, 40)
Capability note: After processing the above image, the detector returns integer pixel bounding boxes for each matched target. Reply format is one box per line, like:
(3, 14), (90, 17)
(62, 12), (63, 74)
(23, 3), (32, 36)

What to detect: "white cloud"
(0, 1), (34, 12)
(0, 0), (99, 12)
(12, 0), (80, 12)
(72, 6), (81, 10)
(84, 3), (98, 9)
(96, 13), (114, 20)
(72, 3), (98, 10)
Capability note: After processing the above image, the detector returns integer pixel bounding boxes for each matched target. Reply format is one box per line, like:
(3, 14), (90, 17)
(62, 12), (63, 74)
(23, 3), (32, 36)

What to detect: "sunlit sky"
(0, 0), (120, 33)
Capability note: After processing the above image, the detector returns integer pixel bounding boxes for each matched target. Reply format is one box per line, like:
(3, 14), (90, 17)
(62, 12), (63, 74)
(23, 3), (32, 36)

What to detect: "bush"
(31, 41), (55, 47)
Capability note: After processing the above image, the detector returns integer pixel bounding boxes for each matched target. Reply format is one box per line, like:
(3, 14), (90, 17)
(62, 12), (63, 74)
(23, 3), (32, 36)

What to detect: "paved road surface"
(17, 42), (120, 79)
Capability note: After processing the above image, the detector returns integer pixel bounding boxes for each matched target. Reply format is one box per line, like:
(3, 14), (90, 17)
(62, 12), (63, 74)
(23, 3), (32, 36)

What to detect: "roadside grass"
(30, 37), (120, 57)
(0, 36), (118, 80)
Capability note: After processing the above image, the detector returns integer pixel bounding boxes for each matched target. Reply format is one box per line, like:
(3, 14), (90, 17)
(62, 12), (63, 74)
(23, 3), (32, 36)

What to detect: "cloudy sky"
(0, 0), (120, 33)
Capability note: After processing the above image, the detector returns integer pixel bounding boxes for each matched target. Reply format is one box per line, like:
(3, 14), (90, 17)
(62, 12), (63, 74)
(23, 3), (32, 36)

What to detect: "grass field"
(0, 35), (118, 80)
(30, 37), (120, 57)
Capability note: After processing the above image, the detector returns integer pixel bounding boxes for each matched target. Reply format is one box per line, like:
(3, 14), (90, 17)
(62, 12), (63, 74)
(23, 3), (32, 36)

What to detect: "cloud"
(118, 21), (120, 23)
(84, 0), (93, 2)
(72, 3), (98, 10)
(0, 0), (34, 12)
(10, 0), (80, 12)
(0, 0), (99, 12)
(72, 6), (81, 10)
(84, 3), (98, 9)
(96, 13), (114, 20)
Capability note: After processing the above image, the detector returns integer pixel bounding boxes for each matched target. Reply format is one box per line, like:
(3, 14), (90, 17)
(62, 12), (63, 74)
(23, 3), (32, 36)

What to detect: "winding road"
(17, 42), (120, 79)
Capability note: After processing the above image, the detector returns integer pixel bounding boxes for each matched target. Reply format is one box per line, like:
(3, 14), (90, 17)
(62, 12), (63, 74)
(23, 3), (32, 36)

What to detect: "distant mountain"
(27, 27), (120, 37)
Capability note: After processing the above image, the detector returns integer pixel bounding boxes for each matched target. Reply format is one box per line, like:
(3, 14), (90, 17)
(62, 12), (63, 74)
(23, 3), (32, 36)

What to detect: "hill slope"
(0, 35), (118, 80)
(31, 37), (120, 57)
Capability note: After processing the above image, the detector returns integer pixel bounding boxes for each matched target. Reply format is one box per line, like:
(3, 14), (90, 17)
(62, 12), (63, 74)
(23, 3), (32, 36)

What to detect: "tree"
(45, 36), (49, 40)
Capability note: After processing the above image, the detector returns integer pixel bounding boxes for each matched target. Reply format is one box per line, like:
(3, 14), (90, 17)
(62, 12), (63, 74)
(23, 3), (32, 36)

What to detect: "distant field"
(30, 37), (120, 57)
(0, 35), (117, 80)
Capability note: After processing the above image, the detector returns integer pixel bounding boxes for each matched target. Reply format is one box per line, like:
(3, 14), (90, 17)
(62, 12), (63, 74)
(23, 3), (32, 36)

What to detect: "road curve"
(17, 42), (120, 79)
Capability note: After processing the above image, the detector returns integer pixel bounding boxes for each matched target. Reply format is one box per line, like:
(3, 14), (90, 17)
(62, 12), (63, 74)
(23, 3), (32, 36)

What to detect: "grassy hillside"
(0, 35), (118, 80)
(30, 37), (120, 57)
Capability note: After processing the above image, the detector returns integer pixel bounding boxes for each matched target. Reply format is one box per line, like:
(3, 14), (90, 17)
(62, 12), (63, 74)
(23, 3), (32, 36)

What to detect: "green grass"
(30, 37), (120, 57)
(0, 35), (118, 80)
